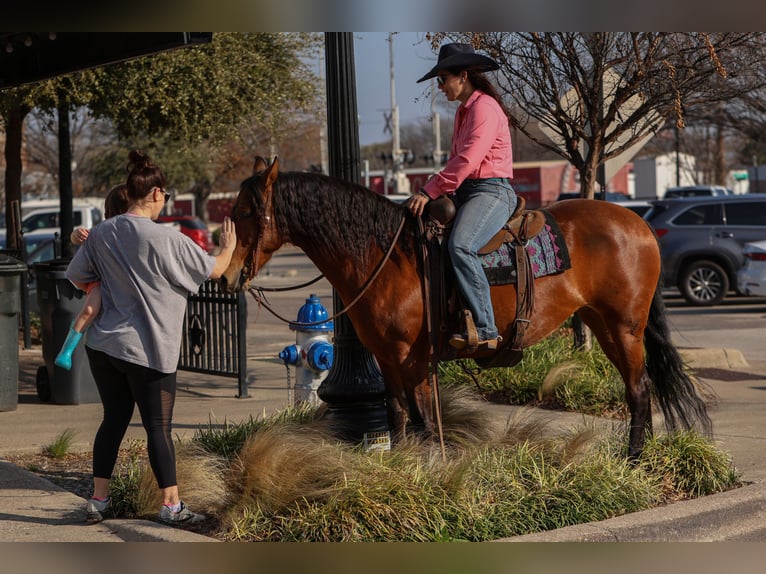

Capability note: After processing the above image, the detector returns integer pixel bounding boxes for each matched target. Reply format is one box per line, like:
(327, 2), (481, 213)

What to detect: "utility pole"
(388, 33), (409, 195)
(318, 52), (328, 174)
(431, 78), (443, 168)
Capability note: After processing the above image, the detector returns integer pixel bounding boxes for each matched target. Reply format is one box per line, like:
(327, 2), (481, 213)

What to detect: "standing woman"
(66, 150), (237, 525)
(405, 42), (517, 352)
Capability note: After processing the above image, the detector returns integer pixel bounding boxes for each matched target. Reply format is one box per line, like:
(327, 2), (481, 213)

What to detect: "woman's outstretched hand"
(218, 217), (237, 252)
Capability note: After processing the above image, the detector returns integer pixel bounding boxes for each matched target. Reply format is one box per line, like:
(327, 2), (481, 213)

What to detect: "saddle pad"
(481, 210), (571, 286)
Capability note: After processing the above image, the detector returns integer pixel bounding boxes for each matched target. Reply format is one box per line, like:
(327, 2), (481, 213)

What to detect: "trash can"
(34, 258), (99, 404)
(0, 254), (27, 411)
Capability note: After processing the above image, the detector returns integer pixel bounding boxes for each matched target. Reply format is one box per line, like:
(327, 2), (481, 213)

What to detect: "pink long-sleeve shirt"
(422, 89), (513, 199)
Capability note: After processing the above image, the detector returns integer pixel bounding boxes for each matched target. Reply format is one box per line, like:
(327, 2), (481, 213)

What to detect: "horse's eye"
(240, 209), (252, 219)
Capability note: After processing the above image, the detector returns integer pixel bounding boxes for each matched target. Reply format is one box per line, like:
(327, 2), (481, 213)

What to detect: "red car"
(157, 215), (215, 253)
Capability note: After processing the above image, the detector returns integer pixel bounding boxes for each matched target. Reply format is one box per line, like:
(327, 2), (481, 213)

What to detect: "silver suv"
(645, 194), (766, 305)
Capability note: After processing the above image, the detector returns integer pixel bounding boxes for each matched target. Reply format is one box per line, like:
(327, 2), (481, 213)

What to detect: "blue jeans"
(448, 178), (517, 340)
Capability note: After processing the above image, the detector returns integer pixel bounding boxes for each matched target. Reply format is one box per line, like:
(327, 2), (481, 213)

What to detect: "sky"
(351, 32), (446, 146)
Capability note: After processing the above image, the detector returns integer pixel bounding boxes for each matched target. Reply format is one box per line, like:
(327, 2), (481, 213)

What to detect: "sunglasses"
(164, 192), (171, 203)
(436, 74), (449, 85)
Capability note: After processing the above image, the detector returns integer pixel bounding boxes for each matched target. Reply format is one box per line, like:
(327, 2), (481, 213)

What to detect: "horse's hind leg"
(579, 308), (652, 459)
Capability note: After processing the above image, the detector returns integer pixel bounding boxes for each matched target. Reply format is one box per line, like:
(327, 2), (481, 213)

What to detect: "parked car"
(0, 230), (59, 259)
(557, 191), (630, 202)
(156, 215), (215, 253)
(663, 185), (732, 199)
(737, 239), (766, 298)
(0, 231), (62, 314)
(645, 194), (766, 305)
(554, 194), (652, 218)
(613, 199), (653, 218)
(21, 198), (104, 234)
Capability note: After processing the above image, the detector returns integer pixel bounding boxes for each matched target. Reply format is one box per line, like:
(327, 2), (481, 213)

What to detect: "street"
(663, 289), (766, 364)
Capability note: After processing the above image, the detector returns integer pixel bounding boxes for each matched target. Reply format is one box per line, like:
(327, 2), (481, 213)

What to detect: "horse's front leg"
(409, 376), (434, 433)
(385, 388), (410, 442)
(379, 363), (432, 439)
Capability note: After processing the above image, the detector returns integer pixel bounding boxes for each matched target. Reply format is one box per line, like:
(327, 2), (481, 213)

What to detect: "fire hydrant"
(279, 294), (334, 405)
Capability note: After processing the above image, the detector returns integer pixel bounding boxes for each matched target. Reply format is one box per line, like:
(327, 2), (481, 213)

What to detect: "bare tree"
(430, 32), (766, 197)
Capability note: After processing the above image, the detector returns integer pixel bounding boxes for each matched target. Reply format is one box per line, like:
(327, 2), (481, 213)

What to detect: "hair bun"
(127, 149), (153, 174)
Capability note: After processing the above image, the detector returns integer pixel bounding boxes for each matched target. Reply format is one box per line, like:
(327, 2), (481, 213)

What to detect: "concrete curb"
(500, 481), (766, 542)
(679, 347), (749, 370)
(0, 461), (216, 542)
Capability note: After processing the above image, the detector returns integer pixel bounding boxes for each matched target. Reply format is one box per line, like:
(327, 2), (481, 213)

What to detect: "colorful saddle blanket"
(481, 210), (571, 286)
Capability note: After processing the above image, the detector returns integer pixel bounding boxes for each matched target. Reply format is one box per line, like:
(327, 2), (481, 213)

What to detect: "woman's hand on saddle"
(404, 190), (431, 217)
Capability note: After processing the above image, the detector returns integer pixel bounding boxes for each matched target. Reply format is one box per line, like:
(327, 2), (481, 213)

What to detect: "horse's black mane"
(245, 171), (416, 264)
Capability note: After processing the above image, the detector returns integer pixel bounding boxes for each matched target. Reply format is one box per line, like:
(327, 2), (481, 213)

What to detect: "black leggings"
(86, 347), (178, 489)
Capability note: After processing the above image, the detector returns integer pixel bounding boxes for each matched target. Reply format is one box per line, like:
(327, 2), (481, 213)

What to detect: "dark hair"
(104, 184), (130, 219)
(126, 150), (166, 203)
(449, 68), (512, 124)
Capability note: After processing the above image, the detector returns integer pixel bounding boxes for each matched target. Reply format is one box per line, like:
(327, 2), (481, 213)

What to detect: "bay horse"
(220, 157), (711, 459)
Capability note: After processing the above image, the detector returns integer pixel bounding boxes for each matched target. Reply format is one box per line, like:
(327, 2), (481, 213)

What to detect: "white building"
(632, 152), (697, 199)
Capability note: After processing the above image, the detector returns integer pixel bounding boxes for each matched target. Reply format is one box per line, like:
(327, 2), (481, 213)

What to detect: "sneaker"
(158, 500), (206, 526)
(86, 497), (111, 523)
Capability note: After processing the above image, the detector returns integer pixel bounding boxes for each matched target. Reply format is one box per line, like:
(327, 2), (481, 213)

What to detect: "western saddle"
(421, 195), (544, 366)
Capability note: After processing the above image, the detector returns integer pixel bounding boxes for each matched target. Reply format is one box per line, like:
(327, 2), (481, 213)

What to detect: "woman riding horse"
(221, 157), (711, 459)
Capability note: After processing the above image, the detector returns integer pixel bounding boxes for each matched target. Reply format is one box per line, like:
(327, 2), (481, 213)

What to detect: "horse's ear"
(252, 155), (269, 175)
(263, 156), (279, 189)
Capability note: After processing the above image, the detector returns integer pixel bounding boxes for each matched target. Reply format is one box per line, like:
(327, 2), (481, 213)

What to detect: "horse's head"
(220, 155), (283, 293)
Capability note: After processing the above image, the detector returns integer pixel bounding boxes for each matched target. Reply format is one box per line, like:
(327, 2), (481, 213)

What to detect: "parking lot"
(663, 288), (766, 364)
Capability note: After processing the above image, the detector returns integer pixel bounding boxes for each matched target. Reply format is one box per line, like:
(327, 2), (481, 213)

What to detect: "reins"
(247, 214), (408, 328)
(417, 217), (447, 462)
(250, 273), (325, 293)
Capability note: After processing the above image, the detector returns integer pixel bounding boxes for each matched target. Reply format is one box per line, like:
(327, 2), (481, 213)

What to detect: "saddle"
(421, 195), (541, 367)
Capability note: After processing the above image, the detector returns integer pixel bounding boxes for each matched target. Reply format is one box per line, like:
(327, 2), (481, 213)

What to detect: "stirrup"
(449, 334), (502, 352)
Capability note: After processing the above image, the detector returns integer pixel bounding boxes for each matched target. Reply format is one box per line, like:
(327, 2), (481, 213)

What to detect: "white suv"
(21, 198), (104, 234)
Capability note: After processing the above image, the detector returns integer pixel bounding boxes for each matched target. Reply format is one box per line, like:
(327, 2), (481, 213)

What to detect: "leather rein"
(246, 214), (408, 328)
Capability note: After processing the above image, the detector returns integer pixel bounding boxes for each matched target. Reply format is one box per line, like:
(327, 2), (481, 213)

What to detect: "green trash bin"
(0, 254), (27, 411)
(34, 258), (99, 405)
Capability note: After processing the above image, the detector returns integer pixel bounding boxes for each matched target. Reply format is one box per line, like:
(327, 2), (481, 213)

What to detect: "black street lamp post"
(317, 33), (390, 446)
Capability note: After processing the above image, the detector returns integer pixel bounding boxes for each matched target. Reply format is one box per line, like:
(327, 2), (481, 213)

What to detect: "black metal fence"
(179, 279), (249, 397)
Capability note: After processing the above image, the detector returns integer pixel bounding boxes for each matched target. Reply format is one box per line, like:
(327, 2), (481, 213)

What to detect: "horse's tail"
(644, 287), (712, 436)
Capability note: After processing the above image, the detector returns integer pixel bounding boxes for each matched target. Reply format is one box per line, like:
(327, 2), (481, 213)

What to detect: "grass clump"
(108, 439), (148, 518)
(439, 332), (627, 417)
(638, 431), (740, 498)
(43, 428), (77, 459)
(104, 387), (739, 541)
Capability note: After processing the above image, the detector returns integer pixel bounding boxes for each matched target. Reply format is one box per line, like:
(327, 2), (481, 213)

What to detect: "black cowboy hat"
(417, 42), (500, 83)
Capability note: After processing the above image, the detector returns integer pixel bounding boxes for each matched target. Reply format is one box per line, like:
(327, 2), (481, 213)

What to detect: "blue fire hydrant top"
(290, 294), (334, 331)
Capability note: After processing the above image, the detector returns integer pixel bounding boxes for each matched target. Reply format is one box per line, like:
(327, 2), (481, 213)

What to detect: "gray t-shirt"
(66, 213), (216, 373)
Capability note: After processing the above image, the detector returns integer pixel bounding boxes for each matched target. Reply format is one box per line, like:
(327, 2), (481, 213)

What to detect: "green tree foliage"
(2, 32), (323, 239)
(88, 32), (322, 148)
(85, 32), (323, 219)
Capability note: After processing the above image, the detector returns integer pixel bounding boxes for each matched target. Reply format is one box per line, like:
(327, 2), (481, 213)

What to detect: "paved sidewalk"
(2, 248), (766, 542)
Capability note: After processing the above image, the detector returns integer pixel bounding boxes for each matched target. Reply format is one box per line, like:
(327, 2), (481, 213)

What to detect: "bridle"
(231, 179), (273, 286)
(248, 214), (407, 328)
(233, 179), (408, 328)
